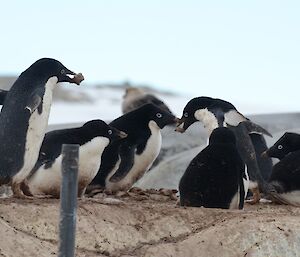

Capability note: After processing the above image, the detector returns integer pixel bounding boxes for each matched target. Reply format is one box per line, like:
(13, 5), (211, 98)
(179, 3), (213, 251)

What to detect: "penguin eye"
(108, 129), (113, 135)
(60, 69), (65, 74)
(277, 144), (283, 150)
(156, 113), (162, 118)
(184, 112), (188, 118)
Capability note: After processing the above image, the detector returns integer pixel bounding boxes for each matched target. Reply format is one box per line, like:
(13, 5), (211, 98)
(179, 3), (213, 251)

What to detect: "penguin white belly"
(106, 121), (162, 192)
(13, 77), (57, 184)
(243, 165), (250, 198)
(229, 192), (240, 209)
(229, 165), (249, 209)
(77, 137), (109, 195)
(29, 137), (109, 197)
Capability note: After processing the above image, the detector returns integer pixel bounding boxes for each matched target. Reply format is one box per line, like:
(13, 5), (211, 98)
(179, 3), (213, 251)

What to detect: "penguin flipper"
(109, 144), (135, 182)
(224, 110), (247, 126)
(242, 120), (272, 137)
(0, 89), (8, 105)
(25, 88), (44, 114)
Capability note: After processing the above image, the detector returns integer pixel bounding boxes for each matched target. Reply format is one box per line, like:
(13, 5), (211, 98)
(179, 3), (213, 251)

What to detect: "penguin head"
(176, 97), (247, 134)
(176, 96), (213, 132)
(209, 127), (236, 145)
(262, 132), (300, 160)
(82, 120), (127, 143)
(24, 58), (84, 85)
(140, 103), (178, 129)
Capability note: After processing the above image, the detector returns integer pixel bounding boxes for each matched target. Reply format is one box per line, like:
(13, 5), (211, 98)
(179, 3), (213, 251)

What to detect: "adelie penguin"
(261, 132), (300, 206)
(176, 96), (272, 204)
(0, 58), (84, 198)
(88, 103), (178, 194)
(26, 120), (127, 198)
(179, 127), (249, 209)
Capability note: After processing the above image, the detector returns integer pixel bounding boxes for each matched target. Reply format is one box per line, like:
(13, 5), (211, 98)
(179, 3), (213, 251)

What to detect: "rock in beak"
(66, 72), (85, 85)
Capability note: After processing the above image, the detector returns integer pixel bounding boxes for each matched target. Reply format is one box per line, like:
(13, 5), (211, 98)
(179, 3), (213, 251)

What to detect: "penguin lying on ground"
(179, 127), (249, 209)
(262, 133), (300, 206)
(88, 103), (178, 194)
(0, 58), (84, 198)
(176, 96), (272, 204)
(262, 132), (300, 160)
(122, 87), (175, 116)
(26, 120), (127, 198)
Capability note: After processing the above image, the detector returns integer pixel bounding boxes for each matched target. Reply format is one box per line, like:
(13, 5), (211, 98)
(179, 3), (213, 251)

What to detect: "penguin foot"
(246, 187), (261, 204)
(20, 180), (34, 197)
(11, 182), (34, 199)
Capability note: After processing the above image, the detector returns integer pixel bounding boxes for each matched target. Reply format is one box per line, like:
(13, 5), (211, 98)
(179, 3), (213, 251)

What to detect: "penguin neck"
(291, 136), (300, 152)
(148, 120), (160, 132)
(194, 109), (219, 135)
(45, 76), (58, 90)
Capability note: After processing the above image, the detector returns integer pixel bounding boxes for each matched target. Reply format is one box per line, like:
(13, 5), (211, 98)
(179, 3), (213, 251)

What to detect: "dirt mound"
(0, 192), (299, 257)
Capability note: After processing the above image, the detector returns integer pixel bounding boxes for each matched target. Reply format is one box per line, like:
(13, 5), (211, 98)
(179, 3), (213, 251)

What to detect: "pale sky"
(1, 1), (299, 114)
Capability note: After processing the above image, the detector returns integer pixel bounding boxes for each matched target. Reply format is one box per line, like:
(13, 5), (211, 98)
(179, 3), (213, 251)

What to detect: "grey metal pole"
(58, 144), (79, 257)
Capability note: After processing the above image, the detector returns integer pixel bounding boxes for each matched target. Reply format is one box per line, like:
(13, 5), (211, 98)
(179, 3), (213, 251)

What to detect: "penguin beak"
(175, 118), (186, 133)
(65, 72), (85, 85)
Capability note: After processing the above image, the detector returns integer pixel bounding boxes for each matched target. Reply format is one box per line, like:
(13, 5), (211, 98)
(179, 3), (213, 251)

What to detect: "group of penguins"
(0, 57), (299, 210)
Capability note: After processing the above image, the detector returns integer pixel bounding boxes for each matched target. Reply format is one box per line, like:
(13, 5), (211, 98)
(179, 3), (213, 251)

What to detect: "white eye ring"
(184, 112), (188, 118)
(277, 145), (283, 150)
(156, 113), (162, 118)
(108, 129), (112, 135)
(61, 69), (65, 74)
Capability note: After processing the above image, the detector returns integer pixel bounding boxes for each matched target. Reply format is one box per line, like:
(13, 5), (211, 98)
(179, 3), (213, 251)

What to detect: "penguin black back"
(179, 127), (247, 209)
(177, 96), (272, 204)
(33, 120), (124, 171)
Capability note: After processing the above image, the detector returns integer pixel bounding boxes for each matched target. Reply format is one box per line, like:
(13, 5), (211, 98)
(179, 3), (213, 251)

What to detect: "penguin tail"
(268, 191), (300, 207)
(265, 182), (300, 207)
(242, 120), (272, 137)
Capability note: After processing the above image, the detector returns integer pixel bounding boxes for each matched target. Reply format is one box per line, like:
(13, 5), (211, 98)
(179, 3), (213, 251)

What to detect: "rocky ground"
(0, 190), (299, 257)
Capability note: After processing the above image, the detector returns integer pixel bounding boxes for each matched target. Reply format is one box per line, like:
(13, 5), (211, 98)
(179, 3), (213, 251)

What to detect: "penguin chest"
(28, 137), (109, 197)
(13, 79), (56, 183)
(77, 137), (109, 192)
(229, 165), (249, 209)
(131, 126), (162, 180)
(107, 121), (162, 192)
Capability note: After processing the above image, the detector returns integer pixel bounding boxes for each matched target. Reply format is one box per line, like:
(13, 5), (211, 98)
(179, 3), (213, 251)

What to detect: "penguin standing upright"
(27, 120), (127, 198)
(176, 96), (272, 204)
(262, 133), (300, 206)
(88, 103), (178, 193)
(179, 127), (249, 209)
(0, 58), (84, 198)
